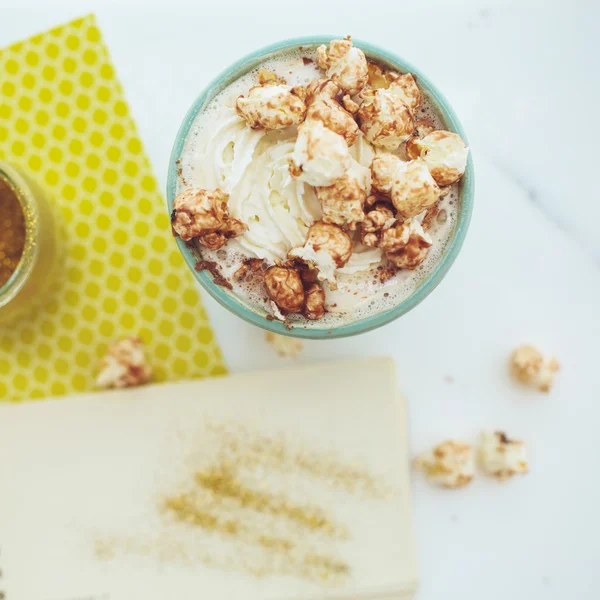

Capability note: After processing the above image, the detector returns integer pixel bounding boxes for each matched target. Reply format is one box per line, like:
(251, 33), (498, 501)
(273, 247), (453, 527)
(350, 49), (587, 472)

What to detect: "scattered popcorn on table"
(265, 332), (304, 358)
(510, 344), (560, 392)
(478, 431), (528, 481)
(414, 440), (474, 488)
(96, 337), (152, 390)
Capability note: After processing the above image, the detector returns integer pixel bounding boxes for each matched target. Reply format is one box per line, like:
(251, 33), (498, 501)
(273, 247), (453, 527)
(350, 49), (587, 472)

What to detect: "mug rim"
(167, 35), (475, 339)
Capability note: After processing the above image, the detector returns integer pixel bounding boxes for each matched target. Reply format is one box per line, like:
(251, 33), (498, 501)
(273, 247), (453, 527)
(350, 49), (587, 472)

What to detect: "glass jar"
(0, 161), (60, 326)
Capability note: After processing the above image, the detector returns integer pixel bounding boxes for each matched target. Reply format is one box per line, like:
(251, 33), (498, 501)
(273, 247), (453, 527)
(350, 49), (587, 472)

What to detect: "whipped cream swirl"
(192, 107), (382, 272)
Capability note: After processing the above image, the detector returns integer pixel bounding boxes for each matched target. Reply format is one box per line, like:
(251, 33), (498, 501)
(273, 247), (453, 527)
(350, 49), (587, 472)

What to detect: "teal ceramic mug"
(167, 36), (474, 339)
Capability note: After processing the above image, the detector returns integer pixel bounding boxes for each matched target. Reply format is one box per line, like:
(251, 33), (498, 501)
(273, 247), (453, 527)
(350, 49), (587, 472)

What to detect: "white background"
(2, 1), (600, 599)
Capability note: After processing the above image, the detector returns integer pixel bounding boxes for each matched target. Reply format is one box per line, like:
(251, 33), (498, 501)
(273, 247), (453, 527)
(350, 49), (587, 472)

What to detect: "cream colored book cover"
(0, 358), (417, 600)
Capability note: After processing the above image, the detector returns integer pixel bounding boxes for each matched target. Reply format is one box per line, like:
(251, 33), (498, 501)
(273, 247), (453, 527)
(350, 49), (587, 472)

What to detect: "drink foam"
(177, 46), (460, 329)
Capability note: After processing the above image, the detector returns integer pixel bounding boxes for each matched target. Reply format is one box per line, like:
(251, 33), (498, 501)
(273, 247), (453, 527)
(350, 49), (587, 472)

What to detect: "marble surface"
(2, 1), (600, 598)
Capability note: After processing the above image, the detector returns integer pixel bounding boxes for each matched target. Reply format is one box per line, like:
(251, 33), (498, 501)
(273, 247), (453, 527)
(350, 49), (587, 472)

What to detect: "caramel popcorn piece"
(408, 120), (436, 149)
(363, 69), (420, 113)
(171, 188), (248, 248)
(366, 62), (400, 90)
(316, 37), (368, 95)
(414, 440), (474, 489)
(361, 230), (380, 248)
(264, 266), (305, 313)
(257, 69), (284, 85)
(234, 258), (265, 280)
(478, 431), (528, 481)
(381, 217), (432, 252)
(197, 217), (247, 250)
(306, 96), (360, 146)
(371, 155), (441, 218)
(197, 231), (226, 251)
(370, 153), (398, 193)
(379, 221), (412, 253)
(406, 130), (469, 186)
(342, 94), (360, 114)
(357, 87), (415, 150)
(222, 216), (248, 238)
(362, 203), (396, 234)
(315, 159), (369, 230)
(265, 332), (303, 358)
(420, 204), (441, 231)
(306, 78), (341, 105)
(388, 73), (421, 111)
(288, 221), (352, 286)
(96, 337), (152, 390)
(382, 218), (433, 270)
(304, 282), (326, 320)
(171, 188), (229, 241)
(359, 203), (396, 248)
(236, 82), (307, 130)
(289, 120), (351, 187)
(510, 344), (560, 392)
(377, 264), (397, 283)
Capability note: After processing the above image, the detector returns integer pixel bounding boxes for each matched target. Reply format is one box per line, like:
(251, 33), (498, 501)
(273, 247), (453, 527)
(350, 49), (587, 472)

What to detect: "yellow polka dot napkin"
(0, 14), (226, 402)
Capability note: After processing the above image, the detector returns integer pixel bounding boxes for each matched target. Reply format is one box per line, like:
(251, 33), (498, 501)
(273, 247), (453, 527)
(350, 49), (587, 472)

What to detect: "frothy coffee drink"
(172, 37), (469, 328)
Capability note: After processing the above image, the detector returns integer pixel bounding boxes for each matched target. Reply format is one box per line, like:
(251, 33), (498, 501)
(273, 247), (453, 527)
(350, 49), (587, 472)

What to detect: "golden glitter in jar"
(0, 176), (26, 287)
(0, 161), (60, 325)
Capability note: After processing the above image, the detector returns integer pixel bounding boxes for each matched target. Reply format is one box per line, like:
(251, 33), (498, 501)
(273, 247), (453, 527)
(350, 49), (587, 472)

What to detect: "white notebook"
(0, 357), (417, 600)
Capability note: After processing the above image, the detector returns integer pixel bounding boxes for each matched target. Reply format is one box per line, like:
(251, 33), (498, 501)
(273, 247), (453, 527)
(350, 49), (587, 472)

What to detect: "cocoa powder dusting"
(234, 258), (265, 281)
(195, 260), (233, 290)
(377, 265), (397, 283)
